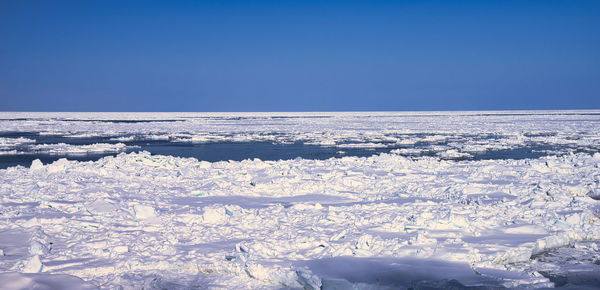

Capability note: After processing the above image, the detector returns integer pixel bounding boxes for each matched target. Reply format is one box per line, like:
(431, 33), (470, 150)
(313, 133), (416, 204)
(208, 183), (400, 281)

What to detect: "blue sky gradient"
(1, 0), (599, 111)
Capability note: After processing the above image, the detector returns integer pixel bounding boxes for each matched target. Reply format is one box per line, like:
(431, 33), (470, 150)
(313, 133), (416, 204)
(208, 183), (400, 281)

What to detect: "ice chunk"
(22, 255), (43, 273)
(588, 186), (600, 200)
(330, 229), (348, 242)
(29, 241), (48, 256)
(296, 269), (322, 290)
(30, 159), (43, 171)
(199, 161), (211, 169)
(86, 199), (119, 215)
(494, 246), (533, 264)
(113, 245), (129, 253)
(22, 218), (41, 228)
(202, 206), (229, 224)
(564, 185), (591, 197)
(437, 149), (472, 159)
(355, 234), (373, 250)
(46, 158), (70, 174)
(134, 205), (157, 219)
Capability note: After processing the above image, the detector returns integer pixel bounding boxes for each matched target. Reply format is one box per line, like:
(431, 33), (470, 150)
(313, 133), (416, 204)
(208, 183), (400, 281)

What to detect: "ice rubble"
(1, 151), (600, 288)
(28, 143), (132, 155)
(0, 139), (132, 156)
(1, 111), (599, 156)
(0, 137), (36, 150)
(0, 137), (36, 155)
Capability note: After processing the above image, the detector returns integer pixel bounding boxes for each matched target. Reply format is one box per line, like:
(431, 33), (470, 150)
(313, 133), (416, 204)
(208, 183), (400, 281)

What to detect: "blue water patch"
(0, 132), (598, 169)
(0, 136), (387, 169)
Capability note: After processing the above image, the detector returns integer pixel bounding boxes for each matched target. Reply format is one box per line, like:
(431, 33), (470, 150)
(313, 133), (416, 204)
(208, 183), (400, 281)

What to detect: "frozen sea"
(1, 111), (600, 289)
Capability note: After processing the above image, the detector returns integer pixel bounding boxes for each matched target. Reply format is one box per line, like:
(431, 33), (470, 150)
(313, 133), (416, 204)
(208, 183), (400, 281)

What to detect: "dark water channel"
(0, 132), (596, 169)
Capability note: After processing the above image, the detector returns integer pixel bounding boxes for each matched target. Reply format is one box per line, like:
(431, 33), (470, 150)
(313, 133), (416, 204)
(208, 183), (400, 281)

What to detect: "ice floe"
(1, 150), (599, 288)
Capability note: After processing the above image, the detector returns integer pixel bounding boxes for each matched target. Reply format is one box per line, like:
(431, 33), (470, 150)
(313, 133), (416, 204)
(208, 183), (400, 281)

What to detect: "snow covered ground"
(1, 111), (600, 289)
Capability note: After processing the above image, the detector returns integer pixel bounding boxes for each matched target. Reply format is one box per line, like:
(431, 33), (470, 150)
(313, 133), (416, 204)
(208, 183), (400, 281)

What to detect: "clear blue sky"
(1, 0), (599, 111)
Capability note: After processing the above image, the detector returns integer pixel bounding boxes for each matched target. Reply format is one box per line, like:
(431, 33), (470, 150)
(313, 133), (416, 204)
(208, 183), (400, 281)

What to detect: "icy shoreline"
(1, 151), (599, 289)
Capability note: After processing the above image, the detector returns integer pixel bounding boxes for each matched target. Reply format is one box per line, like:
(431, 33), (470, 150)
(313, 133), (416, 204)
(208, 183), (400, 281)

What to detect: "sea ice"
(0, 111), (599, 288)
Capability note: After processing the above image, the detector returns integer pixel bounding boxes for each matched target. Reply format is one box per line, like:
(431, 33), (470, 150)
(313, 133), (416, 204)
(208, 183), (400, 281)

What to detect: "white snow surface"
(1, 111), (600, 289)
(1, 151), (600, 288)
